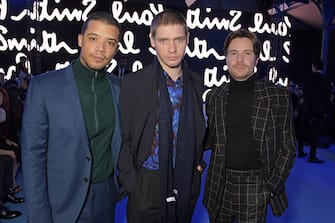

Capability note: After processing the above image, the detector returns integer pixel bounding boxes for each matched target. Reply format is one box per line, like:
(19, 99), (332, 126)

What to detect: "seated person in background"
(0, 155), (23, 220)
(4, 80), (24, 143)
(0, 87), (22, 193)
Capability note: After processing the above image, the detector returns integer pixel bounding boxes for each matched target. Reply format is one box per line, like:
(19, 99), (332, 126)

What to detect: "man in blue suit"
(21, 12), (122, 223)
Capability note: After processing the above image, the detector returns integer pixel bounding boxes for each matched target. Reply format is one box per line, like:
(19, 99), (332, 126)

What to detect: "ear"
(78, 34), (83, 48)
(149, 33), (155, 48)
(112, 44), (119, 58)
(186, 31), (190, 45)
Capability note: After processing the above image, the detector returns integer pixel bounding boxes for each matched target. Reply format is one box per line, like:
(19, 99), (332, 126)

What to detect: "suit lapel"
(252, 81), (270, 151)
(215, 84), (229, 153)
(62, 66), (90, 147)
(106, 75), (122, 172)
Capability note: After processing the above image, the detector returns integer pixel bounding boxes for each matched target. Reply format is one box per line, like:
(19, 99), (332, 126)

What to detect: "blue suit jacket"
(21, 65), (122, 223)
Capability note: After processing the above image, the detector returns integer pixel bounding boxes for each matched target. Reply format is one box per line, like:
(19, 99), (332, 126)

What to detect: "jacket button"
(83, 177), (89, 182)
(86, 156), (91, 161)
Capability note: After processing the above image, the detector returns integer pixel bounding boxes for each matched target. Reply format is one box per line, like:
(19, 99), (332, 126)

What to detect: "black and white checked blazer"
(203, 78), (296, 219)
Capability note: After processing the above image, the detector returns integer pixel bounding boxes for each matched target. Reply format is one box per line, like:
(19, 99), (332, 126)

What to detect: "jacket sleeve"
(117, 77), (138, 196)
(204, 89), (216, 150)
(21, 77), (53, 223)
(266, 88), (296, 194)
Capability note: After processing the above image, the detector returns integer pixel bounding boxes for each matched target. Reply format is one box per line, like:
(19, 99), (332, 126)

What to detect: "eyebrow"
(227, 49), (254, 52)
(86, 33), (118, 42)
(157, 35), (186, 39)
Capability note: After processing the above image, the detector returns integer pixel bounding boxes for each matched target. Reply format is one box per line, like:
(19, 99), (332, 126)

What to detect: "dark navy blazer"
(21, 65), (122, 223)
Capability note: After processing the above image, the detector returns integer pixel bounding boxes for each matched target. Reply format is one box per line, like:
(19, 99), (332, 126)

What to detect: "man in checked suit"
(203, 29), (296, 223)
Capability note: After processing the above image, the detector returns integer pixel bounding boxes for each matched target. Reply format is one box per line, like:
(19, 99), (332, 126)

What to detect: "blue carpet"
(3, 144), (335, 223)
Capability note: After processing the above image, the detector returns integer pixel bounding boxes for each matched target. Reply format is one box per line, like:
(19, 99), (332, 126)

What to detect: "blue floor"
(3, 144), (335, 223)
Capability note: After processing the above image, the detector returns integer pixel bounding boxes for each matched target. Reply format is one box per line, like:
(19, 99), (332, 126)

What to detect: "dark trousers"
(215, 169), (268, 223)
(77, 176), (117, 223)
(295, 111), (305, 155)
(127, 168), (197, 223)
(0, 155), (13, 202)
(306, 114), (322, 158)
(127, 168), (160, 223)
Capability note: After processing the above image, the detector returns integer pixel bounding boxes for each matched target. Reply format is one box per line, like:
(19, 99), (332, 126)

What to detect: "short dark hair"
(312, 59), (323, 70)
(150, 9), (188, 38)
(223, 28), (261, 57)
(81, 11), (122, 40)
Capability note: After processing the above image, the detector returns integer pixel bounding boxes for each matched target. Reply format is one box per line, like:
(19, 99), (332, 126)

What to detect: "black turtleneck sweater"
(225, 74), (262, 170)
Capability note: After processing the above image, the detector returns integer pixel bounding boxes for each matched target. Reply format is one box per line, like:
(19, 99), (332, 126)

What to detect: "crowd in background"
(0, 57), (30, 219)
(290, 59), (335, 163)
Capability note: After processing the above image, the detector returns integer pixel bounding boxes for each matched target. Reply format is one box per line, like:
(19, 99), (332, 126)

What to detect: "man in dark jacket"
(302, 59), (331, 163)
(118, 9), (206, 223)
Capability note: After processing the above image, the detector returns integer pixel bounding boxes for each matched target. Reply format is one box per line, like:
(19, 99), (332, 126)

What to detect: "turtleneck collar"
(230, 73), (257, 87)
(72, 59), (106, 79)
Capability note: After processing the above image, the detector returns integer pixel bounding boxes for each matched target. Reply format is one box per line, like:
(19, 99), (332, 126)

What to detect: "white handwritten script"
(0, 0), (290, 90)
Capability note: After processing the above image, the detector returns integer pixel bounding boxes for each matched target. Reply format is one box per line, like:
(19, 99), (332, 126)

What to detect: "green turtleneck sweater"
(72, 60), (115, 183)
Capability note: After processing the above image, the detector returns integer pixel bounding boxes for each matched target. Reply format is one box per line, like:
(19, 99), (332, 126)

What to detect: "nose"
(236, 53), (243, 61)
(168, 40), (177, 52)
(96, 40), (106, 52)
